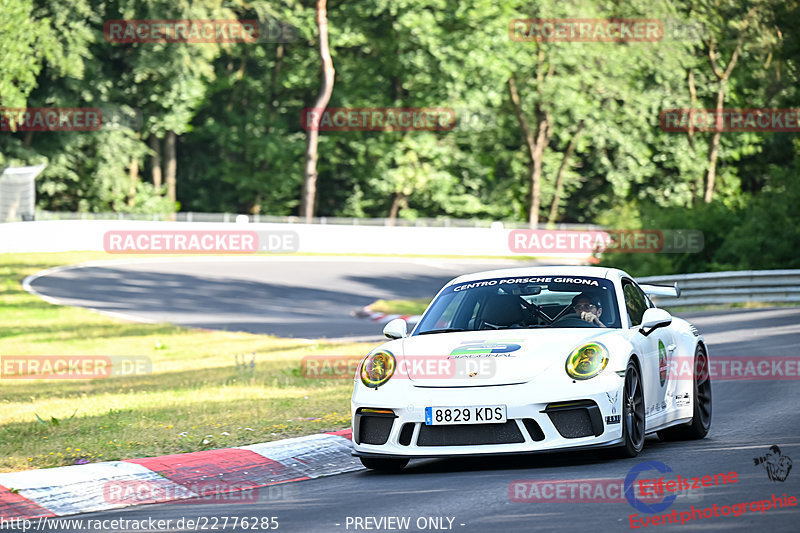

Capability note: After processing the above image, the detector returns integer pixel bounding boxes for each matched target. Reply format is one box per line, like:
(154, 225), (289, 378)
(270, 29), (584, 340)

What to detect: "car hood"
(397, 329), (616, 387)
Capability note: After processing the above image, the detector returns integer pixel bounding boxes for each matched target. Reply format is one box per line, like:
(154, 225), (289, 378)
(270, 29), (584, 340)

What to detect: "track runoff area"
(7, 257), (800, 532)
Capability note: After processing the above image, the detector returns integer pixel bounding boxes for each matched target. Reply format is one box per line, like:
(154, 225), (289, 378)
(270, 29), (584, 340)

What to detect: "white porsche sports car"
(351, 266), (711, 470)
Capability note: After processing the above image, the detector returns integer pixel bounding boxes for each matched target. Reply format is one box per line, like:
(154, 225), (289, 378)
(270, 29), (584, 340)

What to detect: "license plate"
(424, 405), (507, 426)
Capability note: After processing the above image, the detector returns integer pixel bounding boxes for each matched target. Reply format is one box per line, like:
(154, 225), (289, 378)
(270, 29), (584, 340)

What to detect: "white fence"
(0, 219), (591, 258)
(30, 210), (599, 230)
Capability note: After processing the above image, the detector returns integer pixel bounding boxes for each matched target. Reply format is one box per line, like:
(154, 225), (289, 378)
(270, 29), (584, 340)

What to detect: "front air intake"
(398, 423), (415, 446)
(522, 418), (545, 441)
(417, 421), (525, 446)
(543, 400), (604, 438)
(354, 408), (396, 445)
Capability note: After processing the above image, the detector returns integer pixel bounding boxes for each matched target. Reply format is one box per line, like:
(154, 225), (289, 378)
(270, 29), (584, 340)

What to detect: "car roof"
(444, 265), (628, 287)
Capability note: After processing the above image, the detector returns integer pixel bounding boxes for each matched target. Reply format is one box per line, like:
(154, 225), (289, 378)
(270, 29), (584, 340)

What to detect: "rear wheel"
(658, 345), (711, 441)
(360, 457), (409, 471)
(615, 360), (645, 458)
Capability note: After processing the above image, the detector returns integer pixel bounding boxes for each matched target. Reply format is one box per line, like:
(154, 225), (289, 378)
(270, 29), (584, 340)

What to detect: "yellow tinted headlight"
(360, 350), (396, 388)
(566, 342), (609, 380)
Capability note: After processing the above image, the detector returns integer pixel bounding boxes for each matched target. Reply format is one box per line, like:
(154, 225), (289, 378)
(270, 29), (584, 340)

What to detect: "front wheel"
(360, 457), (409, 471)
(658, 345), (712, 441)
(615, 360), (645, 458)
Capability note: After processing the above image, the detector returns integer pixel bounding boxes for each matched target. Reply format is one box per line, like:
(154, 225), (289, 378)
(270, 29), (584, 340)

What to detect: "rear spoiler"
(639, 282), (680, 298)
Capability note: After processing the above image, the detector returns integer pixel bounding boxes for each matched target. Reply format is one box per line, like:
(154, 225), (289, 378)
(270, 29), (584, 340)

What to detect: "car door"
(622, 278), (675, 423)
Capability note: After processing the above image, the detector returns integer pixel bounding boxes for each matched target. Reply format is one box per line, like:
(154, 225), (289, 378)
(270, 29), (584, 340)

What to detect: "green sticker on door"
(658, 339), (668, 386)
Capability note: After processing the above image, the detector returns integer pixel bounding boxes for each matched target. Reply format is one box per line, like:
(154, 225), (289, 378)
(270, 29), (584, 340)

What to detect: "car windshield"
(414, 275), (621, 334)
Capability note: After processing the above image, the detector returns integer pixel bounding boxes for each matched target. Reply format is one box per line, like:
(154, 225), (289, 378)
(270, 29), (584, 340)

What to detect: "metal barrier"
(638, 270), (800, 308)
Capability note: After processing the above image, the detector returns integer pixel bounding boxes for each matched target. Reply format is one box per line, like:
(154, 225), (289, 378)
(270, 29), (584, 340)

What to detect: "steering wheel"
(551, 313), (602, 328)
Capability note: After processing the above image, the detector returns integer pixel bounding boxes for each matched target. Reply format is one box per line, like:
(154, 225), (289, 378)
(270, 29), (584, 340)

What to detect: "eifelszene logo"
(625, 461), (678, 514)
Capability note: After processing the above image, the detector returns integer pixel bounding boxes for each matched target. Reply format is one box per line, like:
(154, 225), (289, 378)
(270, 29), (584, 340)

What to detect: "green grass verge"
(367, 298), (430, 316)
(0, 252), (373, 472)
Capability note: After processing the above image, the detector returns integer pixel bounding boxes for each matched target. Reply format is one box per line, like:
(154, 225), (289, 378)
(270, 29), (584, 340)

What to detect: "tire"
(615, 360), (646, 458)
(359, 457), (409, 471)
(658, 345), (712, 441)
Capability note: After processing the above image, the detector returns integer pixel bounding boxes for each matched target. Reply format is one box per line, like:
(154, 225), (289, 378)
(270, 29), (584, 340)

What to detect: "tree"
(300, 0), (334, 222)
(0, 0), (87, 115)
(671, 0), (782, 203)
(697, 3), (774, 202)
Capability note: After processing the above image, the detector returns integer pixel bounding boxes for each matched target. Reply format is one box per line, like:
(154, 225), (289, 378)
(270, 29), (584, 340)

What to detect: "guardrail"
(638, 270), (800, 308)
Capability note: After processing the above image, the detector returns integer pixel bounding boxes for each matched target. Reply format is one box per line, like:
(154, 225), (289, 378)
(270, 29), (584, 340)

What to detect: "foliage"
(599, 139), (800, 275)
(0, 0), (798, 269)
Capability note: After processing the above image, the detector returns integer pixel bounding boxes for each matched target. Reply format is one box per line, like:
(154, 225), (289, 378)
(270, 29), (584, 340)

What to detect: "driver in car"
(572, 292), (606, 327)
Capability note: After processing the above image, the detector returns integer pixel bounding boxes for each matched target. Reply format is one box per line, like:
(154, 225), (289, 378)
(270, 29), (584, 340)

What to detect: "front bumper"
(350, 375), (626, 458)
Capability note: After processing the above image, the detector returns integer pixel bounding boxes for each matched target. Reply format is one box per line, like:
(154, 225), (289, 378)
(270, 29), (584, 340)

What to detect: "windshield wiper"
(418, 328), (465, 335)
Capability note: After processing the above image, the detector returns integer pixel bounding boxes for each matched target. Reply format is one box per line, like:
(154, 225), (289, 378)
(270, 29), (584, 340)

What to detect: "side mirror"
(639, 308), (672, 337)
(383, 318), (408, 340)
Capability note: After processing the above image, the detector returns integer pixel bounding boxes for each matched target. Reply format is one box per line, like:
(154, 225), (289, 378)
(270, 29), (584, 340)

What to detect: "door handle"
(667, 344), (677, 353)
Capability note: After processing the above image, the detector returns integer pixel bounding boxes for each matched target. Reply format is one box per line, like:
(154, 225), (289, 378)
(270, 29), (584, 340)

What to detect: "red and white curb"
(0, 429), (359, 520)
(350, 305), (421, 326)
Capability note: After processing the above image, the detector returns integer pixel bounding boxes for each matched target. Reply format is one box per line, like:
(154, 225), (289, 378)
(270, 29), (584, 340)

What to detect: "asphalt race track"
(18, 259), (800, 532)
(25, 257), (547, 340)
